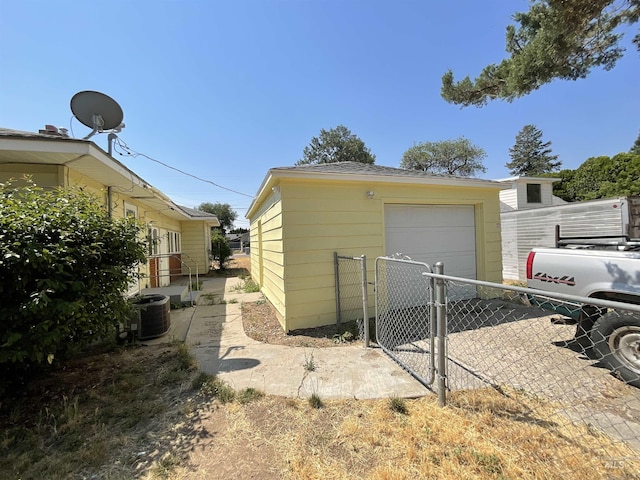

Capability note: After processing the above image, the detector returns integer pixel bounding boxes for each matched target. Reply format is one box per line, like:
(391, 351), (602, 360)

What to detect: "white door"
(159, 228), (171, 287)
(384, 204), (476, 278)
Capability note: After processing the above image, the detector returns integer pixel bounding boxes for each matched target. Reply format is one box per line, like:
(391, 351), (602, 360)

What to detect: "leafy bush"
(210, 229), (231, 270)
(0, 181), (147, 369)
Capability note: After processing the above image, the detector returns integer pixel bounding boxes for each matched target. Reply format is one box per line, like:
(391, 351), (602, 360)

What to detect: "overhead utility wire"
(112, 137), (254, 198)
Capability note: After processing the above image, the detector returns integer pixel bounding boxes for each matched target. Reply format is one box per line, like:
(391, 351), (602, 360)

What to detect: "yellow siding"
(68, 170), (107, 197)
(0, 163), (65, 187)
(249, 192), (286, 328)
(180, 222), (210, 276)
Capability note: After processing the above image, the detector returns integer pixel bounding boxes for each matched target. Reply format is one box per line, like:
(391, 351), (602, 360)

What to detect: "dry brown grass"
(171, 387), (640, 480)
(3, 341), (639, 480)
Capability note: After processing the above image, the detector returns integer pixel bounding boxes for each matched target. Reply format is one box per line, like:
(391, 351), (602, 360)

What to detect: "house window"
(124, 202), (138, 218)
(168, 231), (181, 253)
(527, 184), (542, 203)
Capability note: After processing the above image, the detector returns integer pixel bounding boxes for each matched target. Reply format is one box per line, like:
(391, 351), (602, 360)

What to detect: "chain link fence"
(437, 272), (640, 476)
(375, 257), (640, 475)
(334, 253), (369, 343)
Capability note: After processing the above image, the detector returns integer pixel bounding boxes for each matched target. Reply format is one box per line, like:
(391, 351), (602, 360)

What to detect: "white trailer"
(501, 196), (640, 281)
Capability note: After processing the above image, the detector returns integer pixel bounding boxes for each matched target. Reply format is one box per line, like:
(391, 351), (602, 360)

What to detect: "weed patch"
(303, 353), (317, 372)
(388, 395), (408, 415)
(230, 277), (260, 293)
(308, 393), (324, 409)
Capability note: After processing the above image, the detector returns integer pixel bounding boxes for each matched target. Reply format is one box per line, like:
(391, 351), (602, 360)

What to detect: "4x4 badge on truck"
(533, 273), (576, 286)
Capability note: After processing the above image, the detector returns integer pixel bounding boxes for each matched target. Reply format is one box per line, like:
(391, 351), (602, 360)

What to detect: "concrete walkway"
(148, 276), (430, 400)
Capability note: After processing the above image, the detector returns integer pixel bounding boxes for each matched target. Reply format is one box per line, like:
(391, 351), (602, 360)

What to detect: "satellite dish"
(70, 91), (124, 140)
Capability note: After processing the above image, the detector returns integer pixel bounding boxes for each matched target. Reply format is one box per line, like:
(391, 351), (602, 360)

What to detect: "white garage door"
(384, 204), (476, 279)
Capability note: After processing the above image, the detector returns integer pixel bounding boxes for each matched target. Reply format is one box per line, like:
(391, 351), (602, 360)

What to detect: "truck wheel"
(591, 311), (640, 388)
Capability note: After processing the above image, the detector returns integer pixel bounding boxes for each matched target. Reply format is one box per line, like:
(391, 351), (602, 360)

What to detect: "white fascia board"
(245, 172), (275, 219)
(0, 137), (89, 156)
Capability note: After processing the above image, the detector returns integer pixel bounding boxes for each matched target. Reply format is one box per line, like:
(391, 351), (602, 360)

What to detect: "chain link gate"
(334, 253), (370, 345)
(374, 257), (440, 390)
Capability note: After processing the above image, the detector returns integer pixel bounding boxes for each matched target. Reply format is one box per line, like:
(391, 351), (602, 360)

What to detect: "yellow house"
(246, 162), (506, 332)
(0, 127), (219, 296)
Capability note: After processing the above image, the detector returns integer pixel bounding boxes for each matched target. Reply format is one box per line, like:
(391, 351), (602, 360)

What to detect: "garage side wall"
(249, 191), (286, 328)
(280, 179), (503, 331)
(280, 180), (383, 331)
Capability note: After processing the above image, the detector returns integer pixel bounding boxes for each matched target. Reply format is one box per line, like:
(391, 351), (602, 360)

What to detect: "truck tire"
(591, 311), (640, 388)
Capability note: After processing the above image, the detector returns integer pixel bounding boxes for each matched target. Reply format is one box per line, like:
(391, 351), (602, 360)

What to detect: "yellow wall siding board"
(286, 236), (382, 252)
(284, 262), (335, 278)
(285, 223), (381, 239)
(286, 274), (335, 291)
(283, 285), (335, 303)
(67, 170), (108, 195)
(286, 211), (381, 225)
(263, 261), (285, 279)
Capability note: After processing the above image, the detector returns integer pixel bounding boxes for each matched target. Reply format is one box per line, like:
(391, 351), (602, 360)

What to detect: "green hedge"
(0, 181), (147, 367)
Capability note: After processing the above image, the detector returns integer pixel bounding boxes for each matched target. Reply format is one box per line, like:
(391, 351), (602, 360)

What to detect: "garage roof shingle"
(272, 161), (491, 183)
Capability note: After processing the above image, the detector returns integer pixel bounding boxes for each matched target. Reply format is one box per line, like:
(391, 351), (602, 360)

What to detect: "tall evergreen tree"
(507, 125), (561, 176)
(441, 1), (640, 107)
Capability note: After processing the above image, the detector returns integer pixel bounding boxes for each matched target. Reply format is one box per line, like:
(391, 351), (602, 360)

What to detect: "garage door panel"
(385, 204), (476, 279)
(408, 230), (475, 252)
(396, 205), (475, 227)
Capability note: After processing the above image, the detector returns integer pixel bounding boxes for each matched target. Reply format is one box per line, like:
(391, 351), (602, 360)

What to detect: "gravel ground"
(379, 297), (640, 451)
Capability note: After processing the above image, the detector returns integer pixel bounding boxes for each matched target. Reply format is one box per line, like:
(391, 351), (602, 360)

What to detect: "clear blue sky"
(1, 1), (638, 229)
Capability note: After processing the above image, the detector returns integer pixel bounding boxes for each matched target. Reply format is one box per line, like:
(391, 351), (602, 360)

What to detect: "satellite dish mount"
(70, 91), (125, 155)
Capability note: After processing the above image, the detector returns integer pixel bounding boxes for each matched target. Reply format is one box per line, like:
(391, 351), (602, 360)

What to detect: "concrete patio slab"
(148, 276), (431, 400)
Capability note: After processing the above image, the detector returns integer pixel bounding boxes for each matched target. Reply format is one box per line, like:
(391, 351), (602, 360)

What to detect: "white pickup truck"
(526, 240), (640, 387)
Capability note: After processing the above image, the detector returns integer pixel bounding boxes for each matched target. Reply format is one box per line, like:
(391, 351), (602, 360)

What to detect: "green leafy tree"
(400, 137), (487, 177)
(441, 1), (640, 107)
(631, 130), (640, 154)
(0, 181), (147, 370)
(210, 230), (232, 270)
(197, 202), (237, 233)
(297, 125), (376, 165)
(507, 125), (561, 176)
(552, 152), (640, 201)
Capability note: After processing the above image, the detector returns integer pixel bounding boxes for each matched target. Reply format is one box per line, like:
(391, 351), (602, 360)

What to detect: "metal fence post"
(334, 252), (341, 326)
(360, 255), (369, 348)
(435, 262), (447, 407)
